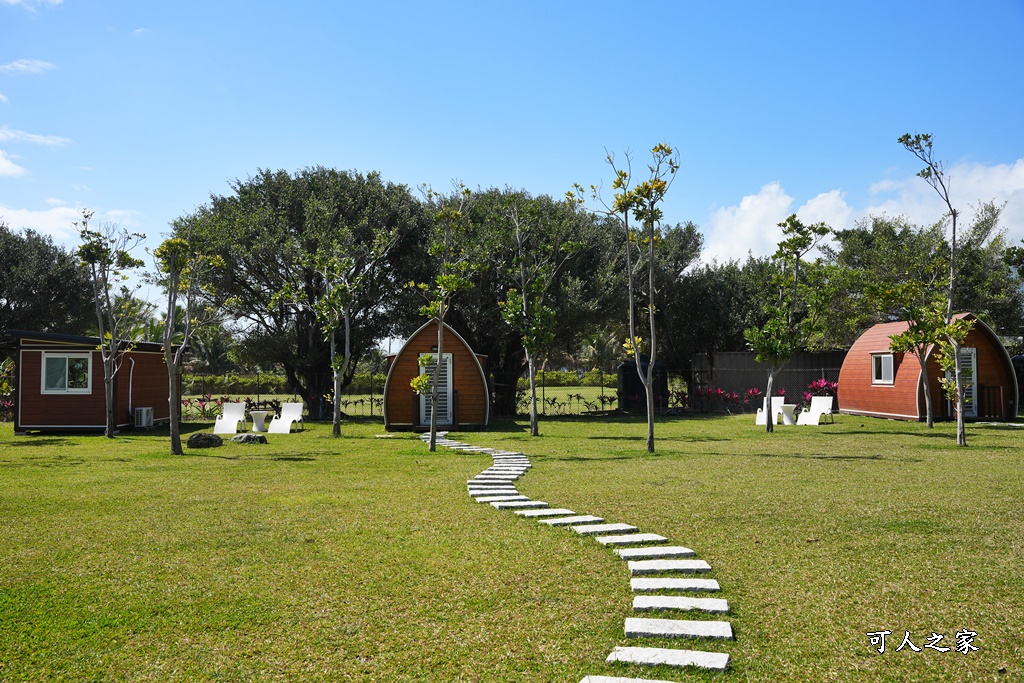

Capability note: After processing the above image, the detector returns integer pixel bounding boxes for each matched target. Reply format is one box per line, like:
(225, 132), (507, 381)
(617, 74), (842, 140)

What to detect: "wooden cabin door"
(419, 353), (453, 425)
(947, 347), (978, 418)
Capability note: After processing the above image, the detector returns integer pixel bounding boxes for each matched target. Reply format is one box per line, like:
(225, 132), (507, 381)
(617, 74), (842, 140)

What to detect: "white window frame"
(871, 353), (894, 385)
(41, 352), (93, 395)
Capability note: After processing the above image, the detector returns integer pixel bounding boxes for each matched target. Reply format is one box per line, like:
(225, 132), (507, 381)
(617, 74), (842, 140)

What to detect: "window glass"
(44, 356), (68, 391)
(67, 357), (90, 389)
(872, 354), (893, 384)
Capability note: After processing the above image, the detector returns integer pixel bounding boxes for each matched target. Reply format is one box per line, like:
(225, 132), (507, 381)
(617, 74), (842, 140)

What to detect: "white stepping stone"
(469, 475), (520, 481)
(466, 480), (517, 486)
(491, 500), (548, 510)
(625, 617), (733, 640)
(628, 559), (712, 575)
(631, 578), (720, 593)
(615, 546), (695, 560)
(469, 491), (518, 498)
(605, 646), (729, 672)
(484, 466), (530, 472)
(633, 595), (729, 614)
(579, 677), (679, 683)
(538, 515), (604, 526)
(595, 533), (667, 546)
(574, 523), (639, 536)
(475, 495), (529, 503)
(514, 508), (575, 518)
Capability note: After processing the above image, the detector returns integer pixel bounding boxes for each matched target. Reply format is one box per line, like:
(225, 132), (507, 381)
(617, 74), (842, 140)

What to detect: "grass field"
(0, 415), (1021, 682)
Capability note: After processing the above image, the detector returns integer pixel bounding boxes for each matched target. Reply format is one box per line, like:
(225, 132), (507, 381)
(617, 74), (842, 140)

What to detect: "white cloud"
(45, 197), (67, 206)
(0, 58), (56, 74)
(0, 150), (27, 176)
(0, 125), (70, 146)
(0, 93), (8, 104)
(702, 182), (794, 263)
(0, 204), (136, 241)
(0, 204), (83, 238)
(866, 159), (1024, 246)
(1, 0), (63, 10)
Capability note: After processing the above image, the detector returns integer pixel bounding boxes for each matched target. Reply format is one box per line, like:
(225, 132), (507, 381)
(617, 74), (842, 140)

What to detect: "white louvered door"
(419, 353), (453, 425)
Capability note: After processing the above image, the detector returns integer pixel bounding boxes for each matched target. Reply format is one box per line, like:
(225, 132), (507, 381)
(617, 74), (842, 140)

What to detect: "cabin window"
(871, 353), (894, 385)
(41, 353), (92, 394)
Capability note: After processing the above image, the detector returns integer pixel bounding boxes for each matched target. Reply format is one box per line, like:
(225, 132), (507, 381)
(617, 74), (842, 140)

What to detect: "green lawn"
(0, 415), (1020, 682)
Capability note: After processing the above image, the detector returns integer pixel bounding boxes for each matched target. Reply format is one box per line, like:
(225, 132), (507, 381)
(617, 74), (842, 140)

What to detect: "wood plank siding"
(838, 314), (1016, 421)
(383, 321), (489, 430)
(12, 333), (176, 432)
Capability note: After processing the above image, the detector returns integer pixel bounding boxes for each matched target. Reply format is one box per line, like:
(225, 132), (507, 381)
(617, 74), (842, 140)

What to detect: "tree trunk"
(527, 352), (539, 437)
(764, 371), (775, 434)
(429, 315), (443, 452)
(331, 331), (341, 437)
(920, 362), (934, 429)
(953, 340), (967, 446)
(104, 357), (116, 438)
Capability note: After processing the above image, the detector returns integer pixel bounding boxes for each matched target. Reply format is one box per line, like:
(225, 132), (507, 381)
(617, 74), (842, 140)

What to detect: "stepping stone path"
(422, 431), (734, 680)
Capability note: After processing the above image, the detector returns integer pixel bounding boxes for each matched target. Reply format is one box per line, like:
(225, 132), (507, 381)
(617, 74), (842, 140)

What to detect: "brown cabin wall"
(384, 324), (488, 428)
(16, 348), (173, 431)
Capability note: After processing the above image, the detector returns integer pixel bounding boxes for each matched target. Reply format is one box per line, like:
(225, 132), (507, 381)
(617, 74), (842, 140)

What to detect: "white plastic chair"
(268, 402), (305, 434)
(214, 402), (247, 434)
(755, 396), (786, 425)
(797, 395), (835, 425)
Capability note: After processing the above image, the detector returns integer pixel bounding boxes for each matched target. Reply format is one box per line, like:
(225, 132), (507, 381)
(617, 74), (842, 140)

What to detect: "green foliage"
(175, 167), (430, 407)
(0, 220), (94, 336)
(182, 372), (291, 396)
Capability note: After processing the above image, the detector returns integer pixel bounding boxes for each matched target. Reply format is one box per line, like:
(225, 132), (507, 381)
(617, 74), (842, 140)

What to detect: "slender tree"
(410, 184), (476, 451)
(744, 215), (828, 432)
(581, 144), (679, 453)
(76, 210), (148, 438)
(152, 223), (224, 454)
(899, 133), (969, 445)
(496, 192), (584, 436)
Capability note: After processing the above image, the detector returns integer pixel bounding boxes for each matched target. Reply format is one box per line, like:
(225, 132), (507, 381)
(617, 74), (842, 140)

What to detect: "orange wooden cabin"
(838, 313), (1017, 422)
(382, 320), (489, 431)
(2, 330), (178, 434)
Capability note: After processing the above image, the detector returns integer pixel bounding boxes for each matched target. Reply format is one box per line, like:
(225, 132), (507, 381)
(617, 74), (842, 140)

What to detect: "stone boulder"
(186, 433), (223, 449)
(231, 433), (268, 445)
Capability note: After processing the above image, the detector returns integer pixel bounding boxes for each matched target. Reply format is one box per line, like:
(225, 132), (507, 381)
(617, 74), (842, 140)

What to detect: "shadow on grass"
(8, 437), (75, 448)
(273, 455), (317, 462)
(748, 451), (924, 463)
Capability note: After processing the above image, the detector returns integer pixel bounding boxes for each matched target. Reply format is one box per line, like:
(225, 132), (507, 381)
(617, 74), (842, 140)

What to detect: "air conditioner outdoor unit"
(134, 407), (154, 428)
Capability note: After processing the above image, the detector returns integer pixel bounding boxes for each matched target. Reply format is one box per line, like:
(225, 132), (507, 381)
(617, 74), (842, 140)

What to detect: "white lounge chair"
(797, 395), (836, 425)
(755, 396), (786, 425)
(268, 402), (305, 434)
(214, 401), (247, 434)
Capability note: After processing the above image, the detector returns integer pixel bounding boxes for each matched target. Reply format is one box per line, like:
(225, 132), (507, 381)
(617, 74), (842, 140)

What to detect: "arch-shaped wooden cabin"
(383, 320), (489, 431)
(838, 313), (1017, 421)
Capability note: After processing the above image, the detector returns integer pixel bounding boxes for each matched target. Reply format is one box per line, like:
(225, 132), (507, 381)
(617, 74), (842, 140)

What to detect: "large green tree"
(176, 167), (430, 412)
(0, 220), (93, 337)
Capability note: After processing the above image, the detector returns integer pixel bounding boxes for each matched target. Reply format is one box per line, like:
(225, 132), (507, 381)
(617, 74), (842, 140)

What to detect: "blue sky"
(3, 0), (1024, 286)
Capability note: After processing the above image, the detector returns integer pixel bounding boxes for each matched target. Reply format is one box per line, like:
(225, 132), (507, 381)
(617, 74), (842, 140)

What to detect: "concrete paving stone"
(466, 479), (519, 486)
(631, 578), (721, 593)
(538, 515), (604, 526)
(624, 617), (733, 640)
(467, 489), (519, 496)
(484, 466), (530, 472)
(475, 495), (530, 503)
(594, 533), (668, 546)
(628, 559), (713, 575)
(579, 677), (680, 683)
(633, 595), (729, 614)
(605, 646), (729, 672)
(491, 451), (525, 456)
(615, 546), (695, 560)
(514, 508), (576, 518)
(469, 474), (520, 480)
(573, 523), (639, 536)
(491, 500), (549, 510)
